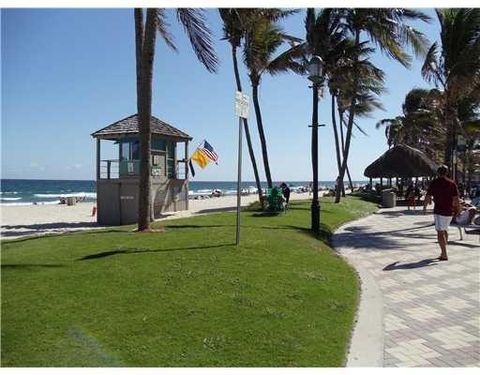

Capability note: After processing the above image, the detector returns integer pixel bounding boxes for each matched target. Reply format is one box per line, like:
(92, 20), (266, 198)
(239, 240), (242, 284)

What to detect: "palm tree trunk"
(443, 103), (456, 177)
(338, 113), (354, 193)
(340, 113), (353, 197)
(331, 94), (345, 197)
(335, 30), (360, 203)
(252, 82), (273, 189)
(135, 9), (143, 104)
(346, 166), (354, 191)
(337, 108), (346, 196)
(136, 9), (157, 231)
(231, 47), (263, 206)
(331, 94), (342, 174)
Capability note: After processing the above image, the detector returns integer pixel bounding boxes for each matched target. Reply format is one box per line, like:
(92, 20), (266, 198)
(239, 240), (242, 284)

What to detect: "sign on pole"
(235, 91), (249, 119)
(235, 91), (249, 245)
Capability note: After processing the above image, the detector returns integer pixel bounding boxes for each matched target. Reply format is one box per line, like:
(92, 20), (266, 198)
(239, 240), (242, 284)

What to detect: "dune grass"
(1, 196), (376, 367)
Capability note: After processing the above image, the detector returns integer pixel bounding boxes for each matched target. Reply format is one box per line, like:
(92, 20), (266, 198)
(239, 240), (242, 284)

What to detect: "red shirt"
(426, 177), (459, 216)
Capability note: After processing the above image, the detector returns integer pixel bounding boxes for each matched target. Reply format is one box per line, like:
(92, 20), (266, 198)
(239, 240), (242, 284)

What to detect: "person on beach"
(405, 183), (421, 210)
(280, 183), (291, 208)
(423, 165), (461, 261)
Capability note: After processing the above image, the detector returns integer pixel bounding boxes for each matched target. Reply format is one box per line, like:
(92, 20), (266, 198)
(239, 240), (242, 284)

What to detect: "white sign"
(235, 91), (249, 119)
(127, 161), (134, 175)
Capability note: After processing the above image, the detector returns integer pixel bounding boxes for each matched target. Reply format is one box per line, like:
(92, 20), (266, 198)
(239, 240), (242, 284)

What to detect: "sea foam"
(34, 192), (96, 199)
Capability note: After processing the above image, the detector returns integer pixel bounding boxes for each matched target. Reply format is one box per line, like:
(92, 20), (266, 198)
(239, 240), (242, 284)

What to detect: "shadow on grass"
(1, 228), (133, 244)
(78, 243), (233, 261)
(163, 224), (232, 229)
(196, 207), (237, 215)
(383, 258), (438, 271)
(1, 222), (101, 239)
(1, 264), (64, 270)
(251, 212), (282, 217)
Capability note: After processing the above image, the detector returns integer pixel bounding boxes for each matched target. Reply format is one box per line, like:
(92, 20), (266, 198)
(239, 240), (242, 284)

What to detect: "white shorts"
(434, 214), (453, 231)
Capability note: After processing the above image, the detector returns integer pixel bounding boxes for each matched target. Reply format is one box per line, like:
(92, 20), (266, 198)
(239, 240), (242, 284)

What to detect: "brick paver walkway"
(334, 206), (480, 367)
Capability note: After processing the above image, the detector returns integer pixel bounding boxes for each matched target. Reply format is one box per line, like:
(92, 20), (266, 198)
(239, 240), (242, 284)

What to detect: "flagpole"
(190, 139), (206, 155)
(236, 116), (243, 246)
(234, 90), (249, 246)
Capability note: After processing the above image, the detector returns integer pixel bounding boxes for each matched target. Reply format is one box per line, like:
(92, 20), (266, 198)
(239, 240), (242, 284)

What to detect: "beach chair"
(265, 187), (286, 213)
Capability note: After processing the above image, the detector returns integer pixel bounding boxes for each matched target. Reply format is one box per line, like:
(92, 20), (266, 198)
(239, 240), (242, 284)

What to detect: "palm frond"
(398, 25), (429, 57)
(401, 9), (432, 23)
(177, 8), (218, 73)
(353, 120), (369, 136)
(266, 42), (307, 76)
(421, 42), (440, 85)
(156, 9), (177, 51)
(218, 8), (244, 48)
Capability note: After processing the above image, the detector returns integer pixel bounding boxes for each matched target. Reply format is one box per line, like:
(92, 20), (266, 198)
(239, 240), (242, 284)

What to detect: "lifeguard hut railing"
(99, 159), (188, 180)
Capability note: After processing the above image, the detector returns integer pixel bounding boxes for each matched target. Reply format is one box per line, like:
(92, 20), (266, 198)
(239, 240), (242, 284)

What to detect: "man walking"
(423, 165), (461, 261)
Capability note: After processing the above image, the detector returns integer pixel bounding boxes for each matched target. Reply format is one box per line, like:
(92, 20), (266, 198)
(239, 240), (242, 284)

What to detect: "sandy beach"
(1, 191), (320, 239)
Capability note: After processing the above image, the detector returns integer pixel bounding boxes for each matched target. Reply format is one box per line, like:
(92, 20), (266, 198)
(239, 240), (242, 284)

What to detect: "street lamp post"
(307, 56), (324, 235)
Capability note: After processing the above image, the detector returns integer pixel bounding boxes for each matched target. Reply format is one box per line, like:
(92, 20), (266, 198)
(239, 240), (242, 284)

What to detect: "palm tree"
(377, 88), (446, 162)
(421, 8), (480, 176)
(332, 47), (386, 195)
(301, 8), (355, 195)
(218, 9), (264, 205)
(242, 12), (303, 189)
(334, 8), (430, 203)
(135, 8), (218, 231)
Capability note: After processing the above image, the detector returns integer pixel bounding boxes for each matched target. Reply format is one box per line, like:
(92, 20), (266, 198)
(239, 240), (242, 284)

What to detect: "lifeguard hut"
(91, 114), (191, 225)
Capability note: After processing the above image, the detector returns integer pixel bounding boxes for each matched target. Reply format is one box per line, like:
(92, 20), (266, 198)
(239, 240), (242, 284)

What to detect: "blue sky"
(1, 8), (439, 181)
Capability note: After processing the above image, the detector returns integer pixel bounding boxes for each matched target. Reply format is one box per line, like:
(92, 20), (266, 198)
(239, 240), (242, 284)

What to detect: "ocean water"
(0, 179), (96, 206)
(0, 179), (368, 206)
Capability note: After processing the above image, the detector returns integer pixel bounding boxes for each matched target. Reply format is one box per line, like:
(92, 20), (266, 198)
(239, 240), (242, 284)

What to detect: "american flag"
(200, 140), (219, 164)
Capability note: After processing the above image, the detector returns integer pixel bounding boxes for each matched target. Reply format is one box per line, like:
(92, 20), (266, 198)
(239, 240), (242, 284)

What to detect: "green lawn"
(1, 196), (376, 367)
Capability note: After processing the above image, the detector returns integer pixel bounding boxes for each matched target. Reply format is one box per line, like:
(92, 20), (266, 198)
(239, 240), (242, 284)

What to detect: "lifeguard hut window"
(119, 139), (139, 161)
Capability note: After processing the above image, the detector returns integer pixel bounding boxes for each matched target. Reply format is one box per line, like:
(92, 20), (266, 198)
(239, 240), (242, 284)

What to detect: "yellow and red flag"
(189, 140), (219, 177)
(191, 148), (209, 169)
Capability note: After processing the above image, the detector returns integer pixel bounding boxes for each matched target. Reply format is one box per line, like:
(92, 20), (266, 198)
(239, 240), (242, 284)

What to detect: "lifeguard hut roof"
(91, 114), (192, 141)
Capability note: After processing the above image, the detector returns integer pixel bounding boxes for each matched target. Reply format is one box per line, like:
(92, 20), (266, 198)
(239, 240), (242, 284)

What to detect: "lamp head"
(307, 55), (324, 82)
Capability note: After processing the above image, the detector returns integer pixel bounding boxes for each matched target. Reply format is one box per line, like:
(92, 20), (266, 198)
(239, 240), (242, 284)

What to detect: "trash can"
(382, 190), (396, 208)
(66, 196), (76, 206)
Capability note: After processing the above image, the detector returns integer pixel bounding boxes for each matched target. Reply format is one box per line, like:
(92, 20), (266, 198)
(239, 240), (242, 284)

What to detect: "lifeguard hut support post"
(91, 114), (192, 225)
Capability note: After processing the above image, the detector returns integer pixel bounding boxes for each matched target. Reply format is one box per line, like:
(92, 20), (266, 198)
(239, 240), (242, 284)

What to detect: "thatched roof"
(91, 114), (192, 141)
(364, 144), (438, 178)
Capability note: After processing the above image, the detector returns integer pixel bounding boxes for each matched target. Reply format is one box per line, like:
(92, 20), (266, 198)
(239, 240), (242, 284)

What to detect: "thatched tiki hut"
(364, 144), (438, 185)
(92, 114), (192, 225)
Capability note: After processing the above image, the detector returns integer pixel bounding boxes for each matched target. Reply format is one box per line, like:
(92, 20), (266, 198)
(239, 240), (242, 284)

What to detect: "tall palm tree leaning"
(421, 8), (480, 178)
(218, 9), (264, 205)
(332, 42), (386, 196)
(135, 8), (218, 231)
(242, 10), (303, 189)
(300, 9), (386, 201)
(334, 8), (430, 203)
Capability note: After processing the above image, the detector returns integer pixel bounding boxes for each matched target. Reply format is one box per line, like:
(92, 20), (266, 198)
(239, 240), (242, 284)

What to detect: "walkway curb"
(333, 216), (385, 367)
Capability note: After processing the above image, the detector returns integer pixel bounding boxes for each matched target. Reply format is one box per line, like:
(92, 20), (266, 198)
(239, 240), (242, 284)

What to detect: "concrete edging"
(333, 217), (385, 367)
